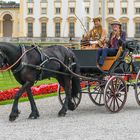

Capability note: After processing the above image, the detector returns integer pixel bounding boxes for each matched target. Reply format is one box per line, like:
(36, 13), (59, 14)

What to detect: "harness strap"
(13, 45), (26, 74)
(35, 46), (47, 62)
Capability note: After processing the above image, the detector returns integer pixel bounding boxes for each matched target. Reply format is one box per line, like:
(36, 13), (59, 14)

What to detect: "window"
(69, 22), (75, 37)
(27, 0), (33, 3)
(55, 22), (61, 37)
(55, 8), (61, 14)
(41, 8), (47, 14)
(28, 8), (33, 15)
(27, 23), (33, 37)
(135, 8), (140, 14)
(85, 7), (89, 14)
(122, 23), (127, 35)
(41, 22), (47, 37)
(121, 0), (127, 2)
(69, 7), (75, 14)
(135, 23), (140, 35)
(108, 8), (114, 14)
(122, 8), (127, 14)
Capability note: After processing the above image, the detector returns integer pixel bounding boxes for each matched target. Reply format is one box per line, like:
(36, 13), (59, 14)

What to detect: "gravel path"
(0, 87), (140, 140)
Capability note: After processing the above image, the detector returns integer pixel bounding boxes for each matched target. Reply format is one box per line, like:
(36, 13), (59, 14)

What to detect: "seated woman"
(81, 16), (106, 49)
(97, 20), (126, 67)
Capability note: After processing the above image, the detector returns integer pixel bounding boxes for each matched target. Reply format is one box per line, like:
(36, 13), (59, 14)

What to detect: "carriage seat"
(101, 47), (123, 71)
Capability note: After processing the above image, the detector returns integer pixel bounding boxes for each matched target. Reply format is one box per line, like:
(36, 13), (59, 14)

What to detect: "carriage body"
(59, 40), (140, 113)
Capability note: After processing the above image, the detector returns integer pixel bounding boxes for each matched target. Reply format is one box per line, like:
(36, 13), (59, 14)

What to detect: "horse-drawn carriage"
(0, 40), (140, 121)
(58, 40), (140, 113)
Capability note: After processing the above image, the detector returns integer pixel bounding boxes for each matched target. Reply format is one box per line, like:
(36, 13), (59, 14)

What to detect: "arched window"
(27, 22), (33, 37)
(55, 22), (61, 37)
(69, 22), (75, 37)
(26, 17), (34, 37)
(39, 17), (48, 37)
(135, 22), (140, 35)
(53, 17), (62, 37)
(133, 17), (140, 38)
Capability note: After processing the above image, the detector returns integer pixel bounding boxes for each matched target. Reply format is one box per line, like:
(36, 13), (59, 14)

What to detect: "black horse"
(0, 42), (80, 121)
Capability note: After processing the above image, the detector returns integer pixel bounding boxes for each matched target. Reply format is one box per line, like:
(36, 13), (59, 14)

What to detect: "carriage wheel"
(135, 70), (140, 106)
(104, 76), (127, 113)
(58, 84), (82, 109)
(88, 81), (105, 106)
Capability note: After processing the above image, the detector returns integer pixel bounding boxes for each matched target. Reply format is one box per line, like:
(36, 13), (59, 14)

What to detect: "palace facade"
(0, 0), (140, 39)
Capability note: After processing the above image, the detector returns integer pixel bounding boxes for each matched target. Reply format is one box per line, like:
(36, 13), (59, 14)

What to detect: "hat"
(92, 16), (102, 22)
(111, 20), (122, 26)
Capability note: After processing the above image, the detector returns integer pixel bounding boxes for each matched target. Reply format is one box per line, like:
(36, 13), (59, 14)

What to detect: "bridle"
(0, 45), (37, 72)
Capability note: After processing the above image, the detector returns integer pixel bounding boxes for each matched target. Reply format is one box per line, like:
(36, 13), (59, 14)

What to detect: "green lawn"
(0, 71), (57, 90)
(0, 71), (58, 105)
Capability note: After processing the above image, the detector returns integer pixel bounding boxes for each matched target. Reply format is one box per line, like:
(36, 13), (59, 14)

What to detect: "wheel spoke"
(109, 97), (114, 108)
(99, 92), (102, 104)
(94, 93), (99, 101)
(58, 85), (81, 108)
(106, 93), (112, 103)
(116, 82), (122, 93)
(114, 77), (118, 91)
(111, 80), (115, 93)
(115, 98), (120, 109)
(108, 85), (114, 93)
(72, 98), (77, 106)
(113, 98), (116, 112)
(117, 96), (123, 103)
(118, 86), (125, 93)
(88, 81), (104, 106)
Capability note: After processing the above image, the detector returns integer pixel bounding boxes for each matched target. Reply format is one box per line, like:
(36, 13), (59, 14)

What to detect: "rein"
(0, 46), (37, 72)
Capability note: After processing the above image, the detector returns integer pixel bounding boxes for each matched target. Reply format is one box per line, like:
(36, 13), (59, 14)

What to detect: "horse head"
(0, 50), (8, 69)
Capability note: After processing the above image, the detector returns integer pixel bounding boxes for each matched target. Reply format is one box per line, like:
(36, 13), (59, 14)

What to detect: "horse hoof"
(58, 110), (66, 117)
(68, 102), (76, 111)
(9, 113), (19, 122)
(28, 112), (40, 119)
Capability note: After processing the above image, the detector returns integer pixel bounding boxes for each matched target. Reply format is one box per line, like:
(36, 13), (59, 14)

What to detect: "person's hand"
(89, 41), (98, 44)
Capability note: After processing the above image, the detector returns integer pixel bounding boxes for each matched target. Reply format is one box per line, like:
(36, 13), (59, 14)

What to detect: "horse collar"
(13, 45), (27, 74)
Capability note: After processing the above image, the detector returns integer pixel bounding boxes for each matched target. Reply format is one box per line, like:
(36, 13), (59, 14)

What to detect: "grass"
(0, 71), (57, 90)
(0, 71), (58, 105)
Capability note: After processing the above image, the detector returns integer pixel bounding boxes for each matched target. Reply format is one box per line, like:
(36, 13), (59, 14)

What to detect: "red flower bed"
(0, 82), (87, 101)
(0, 83), (58, 101)
(0, 74), (135, 102)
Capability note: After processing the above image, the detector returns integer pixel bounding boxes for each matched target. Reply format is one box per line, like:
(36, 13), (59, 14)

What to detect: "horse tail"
(71, 55), (81, 98)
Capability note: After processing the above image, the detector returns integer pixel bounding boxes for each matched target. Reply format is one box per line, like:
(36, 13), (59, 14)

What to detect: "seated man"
(97, 20), (126, 66)
(81, 16), (106, 49)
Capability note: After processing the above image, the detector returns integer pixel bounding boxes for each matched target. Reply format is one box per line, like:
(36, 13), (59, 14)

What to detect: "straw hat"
(111, 20), (122, 26)
(92, 16), (102, 22)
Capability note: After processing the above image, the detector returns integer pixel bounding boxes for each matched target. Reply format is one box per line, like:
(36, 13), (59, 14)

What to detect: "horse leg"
(26, 87), (40, 119)
(58, 77), (72, 117)
(9, 81), (31, 122)
(57, 76), (75, 111)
